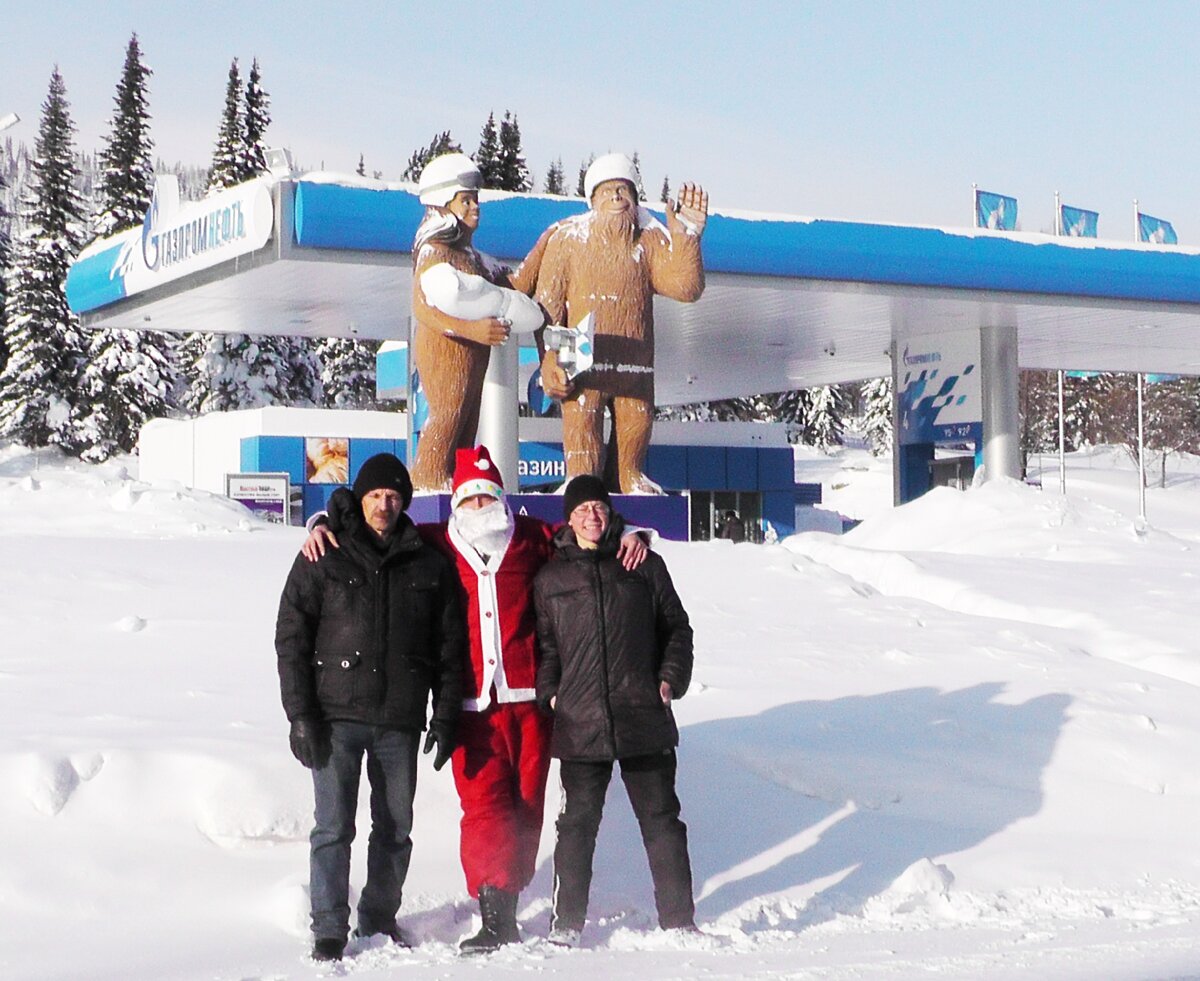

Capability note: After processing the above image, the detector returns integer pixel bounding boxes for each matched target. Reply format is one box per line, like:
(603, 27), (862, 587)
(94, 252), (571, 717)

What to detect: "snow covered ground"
(4, 440), (1200, 980)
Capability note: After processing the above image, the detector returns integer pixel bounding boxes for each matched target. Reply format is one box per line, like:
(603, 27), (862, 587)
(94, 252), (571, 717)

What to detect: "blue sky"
(4, 1), (1199, 236)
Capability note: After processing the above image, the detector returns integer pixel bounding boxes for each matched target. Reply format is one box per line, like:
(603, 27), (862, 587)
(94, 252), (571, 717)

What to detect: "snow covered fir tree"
(78, 33), (177, 461)
(182, 57), (326, 415)
(496, 111), (531, 192)
(0, 68), (87, 452)
(319, 338), (379, 410)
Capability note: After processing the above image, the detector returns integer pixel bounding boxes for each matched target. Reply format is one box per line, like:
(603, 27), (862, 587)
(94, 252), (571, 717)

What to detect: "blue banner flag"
(1060, 204), (1098, 238)
(1138, 211), (1178, 245)
(975, 189), (1018, 231)
(1145, 373), (1181, 384)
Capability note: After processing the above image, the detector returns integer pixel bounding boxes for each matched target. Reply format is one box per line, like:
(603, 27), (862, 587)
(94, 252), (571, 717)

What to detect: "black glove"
(289, 718), (329, 769)
(422, 721), (455, 771)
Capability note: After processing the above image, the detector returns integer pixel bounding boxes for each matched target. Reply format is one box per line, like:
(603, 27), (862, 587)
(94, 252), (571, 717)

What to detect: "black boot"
(310, 938), (344, 962)
(459, 885), (520, 953)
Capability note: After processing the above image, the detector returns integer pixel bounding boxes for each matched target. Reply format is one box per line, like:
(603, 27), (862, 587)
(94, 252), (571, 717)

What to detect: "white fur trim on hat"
(451, 476), (505, 510)
(418, 152), (483, 207)
(584, 152), (639, 204)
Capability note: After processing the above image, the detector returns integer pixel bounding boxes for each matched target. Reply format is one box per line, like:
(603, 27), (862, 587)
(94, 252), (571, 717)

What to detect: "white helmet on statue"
(583, 152), (640, 204)
(417, 152), (483, 207)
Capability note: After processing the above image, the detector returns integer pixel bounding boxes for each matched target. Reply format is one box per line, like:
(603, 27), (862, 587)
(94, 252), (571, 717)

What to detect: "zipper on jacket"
(592, 555), (617, 756)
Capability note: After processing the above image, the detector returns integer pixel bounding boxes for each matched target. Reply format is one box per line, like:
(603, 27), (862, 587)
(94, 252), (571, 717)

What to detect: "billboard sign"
(226, 472), (291, 525)
(898, 331), (983, 445)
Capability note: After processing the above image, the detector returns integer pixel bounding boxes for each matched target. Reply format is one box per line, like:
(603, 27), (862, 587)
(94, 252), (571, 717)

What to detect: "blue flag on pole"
(1060, 204), (1098, 238)
(1137, 211), (1178, 245)
(975, 189), (1018, 230)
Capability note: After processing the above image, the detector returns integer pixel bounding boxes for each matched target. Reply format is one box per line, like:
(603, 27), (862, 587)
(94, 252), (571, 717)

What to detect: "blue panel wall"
(241, 436), (305, 484)
(244, 433), (816, 529)
(763, 490), (796, 539)
(519, 442), (566, 490)
(349, 439), (396, 485)
(757, 447), (794, 490)
(795, 484), (823, 506)
(303, 483), (342, 517)
(687, 447), (726, 490)
(726, 447), (757, 490)
(898, 442), (935, 504)
(646, 445), (688, 490)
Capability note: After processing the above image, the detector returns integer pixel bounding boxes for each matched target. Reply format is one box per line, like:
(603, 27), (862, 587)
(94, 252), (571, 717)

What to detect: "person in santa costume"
(302, 445), (649, 952)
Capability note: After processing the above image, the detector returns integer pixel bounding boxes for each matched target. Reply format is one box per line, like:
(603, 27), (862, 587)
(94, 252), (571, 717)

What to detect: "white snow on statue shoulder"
(419, 262), (545, 335)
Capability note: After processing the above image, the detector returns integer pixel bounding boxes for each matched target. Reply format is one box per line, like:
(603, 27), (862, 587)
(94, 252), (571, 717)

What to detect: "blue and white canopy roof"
(67, 172), (1200, 404)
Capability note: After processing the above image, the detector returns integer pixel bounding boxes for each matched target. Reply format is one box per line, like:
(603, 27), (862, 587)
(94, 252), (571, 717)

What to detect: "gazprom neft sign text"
(99, 175), (275, 298)
(146, 199), (250, 271)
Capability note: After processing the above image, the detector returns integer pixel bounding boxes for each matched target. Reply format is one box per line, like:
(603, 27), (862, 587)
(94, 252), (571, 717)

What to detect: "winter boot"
(310, 938), (345, 962)
(458, 885), (521, 954)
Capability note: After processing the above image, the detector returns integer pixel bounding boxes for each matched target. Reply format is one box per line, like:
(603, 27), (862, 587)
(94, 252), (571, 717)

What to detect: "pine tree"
(860, 376), (893, 455)
(630, 151), (647, 202)
(356, 154), (365, 177)
(285, 335), (324, 405)
(242, 57), (270, 178)
(543, 157), (566, 195)
(319, 337), (378, 409)
(79, 36), (177, 459)
(208, 59), (243, 191)
(185, 332), (290, 413)
(1018, 370), (1058, 475)
(402, 131), (461, 182)
(476, 112), (501, 188)
(94, 33), (154, 238)
(497, 112), (531, 191)
(804, 385), (850, 450)
(76, 329), (177, 460)
(576, 154), (594, 198)
(0, 144), (11, 376)
(660, 176), (670, 204)
(0, 68), (87, 450)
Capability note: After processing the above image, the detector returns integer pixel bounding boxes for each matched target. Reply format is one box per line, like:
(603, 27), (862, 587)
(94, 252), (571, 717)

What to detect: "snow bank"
(4, 442), (1200, 979)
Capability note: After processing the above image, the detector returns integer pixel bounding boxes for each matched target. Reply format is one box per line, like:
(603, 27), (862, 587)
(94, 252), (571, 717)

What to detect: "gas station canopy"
(67, 175), (1200, 405)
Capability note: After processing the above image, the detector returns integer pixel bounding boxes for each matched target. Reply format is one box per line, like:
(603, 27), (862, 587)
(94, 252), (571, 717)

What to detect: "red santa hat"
(451, 445), (505, 509)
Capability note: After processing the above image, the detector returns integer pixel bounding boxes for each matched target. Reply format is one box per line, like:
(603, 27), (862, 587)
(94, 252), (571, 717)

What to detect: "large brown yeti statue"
(409, 153), (550, 491)
(536, 153), (707, 493)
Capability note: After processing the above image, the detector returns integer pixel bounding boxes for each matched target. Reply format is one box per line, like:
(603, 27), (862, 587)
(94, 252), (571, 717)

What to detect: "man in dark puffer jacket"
(276, 454), (464, 962)
(533, 475), (695, 947)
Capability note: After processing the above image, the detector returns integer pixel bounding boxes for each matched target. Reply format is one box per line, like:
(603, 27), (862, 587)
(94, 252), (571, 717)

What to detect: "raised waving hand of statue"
(408, 152), (555, 492)
(535, 154), (706, 494)
(666, 182), (709, 238)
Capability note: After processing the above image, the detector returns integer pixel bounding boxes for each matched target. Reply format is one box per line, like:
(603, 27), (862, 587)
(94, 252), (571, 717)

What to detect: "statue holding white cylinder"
(408, 153), (553, 491)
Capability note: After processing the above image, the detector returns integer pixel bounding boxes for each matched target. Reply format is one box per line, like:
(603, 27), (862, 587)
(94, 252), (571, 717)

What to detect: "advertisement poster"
(306, 437), (350, 484)
(226, 473), (291, 525)
(897, 331), (983, 445)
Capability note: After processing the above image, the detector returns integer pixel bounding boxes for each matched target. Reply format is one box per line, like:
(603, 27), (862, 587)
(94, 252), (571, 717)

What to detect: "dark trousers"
(309, 721), (419, 941)
(553, 751), (695, 931)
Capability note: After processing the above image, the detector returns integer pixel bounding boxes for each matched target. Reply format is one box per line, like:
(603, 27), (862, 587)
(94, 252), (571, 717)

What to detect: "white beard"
(451, 500), (514, 558)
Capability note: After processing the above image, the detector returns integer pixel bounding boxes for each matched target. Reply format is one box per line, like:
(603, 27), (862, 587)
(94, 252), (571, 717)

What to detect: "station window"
(689, 490), (763, 543)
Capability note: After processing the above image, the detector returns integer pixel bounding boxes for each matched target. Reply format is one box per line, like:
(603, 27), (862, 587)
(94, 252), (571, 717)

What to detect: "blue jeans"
(309, 722), (420, 941)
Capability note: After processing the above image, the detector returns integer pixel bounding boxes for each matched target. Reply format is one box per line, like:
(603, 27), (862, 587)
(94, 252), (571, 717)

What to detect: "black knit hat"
(562, 474), (612, 520)
(352, 453), (413, 509)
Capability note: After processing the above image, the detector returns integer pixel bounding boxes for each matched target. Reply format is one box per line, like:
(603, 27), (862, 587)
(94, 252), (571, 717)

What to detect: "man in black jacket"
(275, 454), (464, 962)
(533, 475), (696, 947)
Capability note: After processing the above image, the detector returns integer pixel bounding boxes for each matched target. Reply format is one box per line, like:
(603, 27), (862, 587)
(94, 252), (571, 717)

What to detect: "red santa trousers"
(450, 700), (553, 897)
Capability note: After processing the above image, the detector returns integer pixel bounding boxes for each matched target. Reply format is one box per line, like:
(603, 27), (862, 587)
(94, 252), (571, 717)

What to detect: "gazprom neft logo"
(902, 344), (942, 367)
(132, 174), (273, 279)
(143, 193), (248, 272)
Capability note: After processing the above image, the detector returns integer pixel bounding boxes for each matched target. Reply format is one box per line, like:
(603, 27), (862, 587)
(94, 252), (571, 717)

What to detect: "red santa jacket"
(419, 515), (554, 711)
